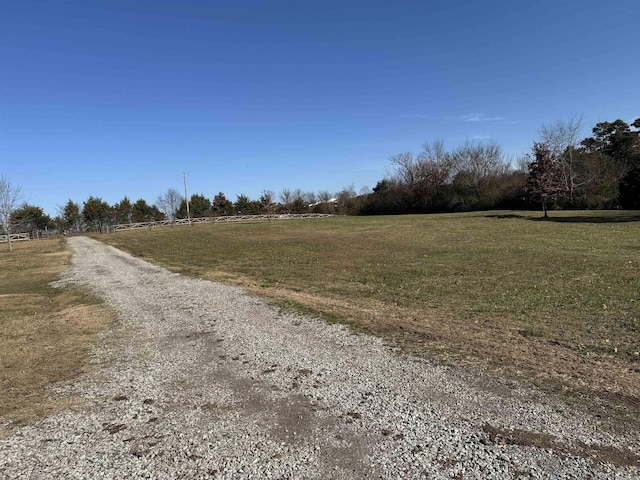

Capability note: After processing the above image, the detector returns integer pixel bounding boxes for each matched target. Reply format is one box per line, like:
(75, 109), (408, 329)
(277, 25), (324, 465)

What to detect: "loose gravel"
(1, 235), (638, 479)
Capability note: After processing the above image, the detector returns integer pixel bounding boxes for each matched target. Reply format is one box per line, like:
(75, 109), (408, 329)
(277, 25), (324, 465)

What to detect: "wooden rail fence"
(113, 213), (331, 232)
(0, 233), (30, 243)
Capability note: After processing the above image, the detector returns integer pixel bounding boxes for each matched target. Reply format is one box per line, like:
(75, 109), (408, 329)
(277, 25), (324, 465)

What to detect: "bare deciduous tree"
(391, 140), (458, 204)
(538, 115), (584, 204)
(515, 155), (530, 173)
(317, 190), (332, 203)
(303, 191), (317, 205)
(336, 184), (357, 214)
(452, 139), (508, 187)
(155, 188), (183, 221)
(0, 175), (22, 252)
(313, 190), (334, 213)
(389, 151), (417, 187)
(279, 188), (292, 213)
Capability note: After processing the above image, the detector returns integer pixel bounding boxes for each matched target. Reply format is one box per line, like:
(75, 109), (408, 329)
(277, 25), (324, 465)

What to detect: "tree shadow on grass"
(530, 214), (640, 223)
(485, 214), (530, 220)
(485, 213), (640, 223)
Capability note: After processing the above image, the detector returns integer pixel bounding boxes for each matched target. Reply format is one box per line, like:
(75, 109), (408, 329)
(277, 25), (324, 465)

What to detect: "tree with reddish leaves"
(527, 143), (567, 218)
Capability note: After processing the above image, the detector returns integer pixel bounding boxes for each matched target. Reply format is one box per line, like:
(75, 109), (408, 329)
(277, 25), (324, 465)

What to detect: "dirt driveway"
(1, 236), (638, 479)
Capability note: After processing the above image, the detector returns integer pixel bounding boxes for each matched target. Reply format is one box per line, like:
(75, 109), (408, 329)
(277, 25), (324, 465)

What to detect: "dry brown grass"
(0, 239), (112, 433)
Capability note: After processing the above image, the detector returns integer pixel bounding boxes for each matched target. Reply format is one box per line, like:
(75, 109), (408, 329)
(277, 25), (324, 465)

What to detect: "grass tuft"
(521, 326), (545, 338)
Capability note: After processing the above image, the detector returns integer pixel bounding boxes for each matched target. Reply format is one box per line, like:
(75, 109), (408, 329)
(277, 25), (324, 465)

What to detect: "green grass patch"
(520, 326), (545, 338)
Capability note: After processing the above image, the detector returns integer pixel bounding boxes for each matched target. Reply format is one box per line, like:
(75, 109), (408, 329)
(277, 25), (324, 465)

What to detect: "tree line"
(361, 116), (640, 215)
(13, 186), (368, 235)
(2, 115), (639, 239)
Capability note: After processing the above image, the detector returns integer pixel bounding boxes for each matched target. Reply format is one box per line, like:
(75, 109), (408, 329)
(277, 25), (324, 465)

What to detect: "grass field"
(0, 239), (111, 433)
(101, 210), (640, 406)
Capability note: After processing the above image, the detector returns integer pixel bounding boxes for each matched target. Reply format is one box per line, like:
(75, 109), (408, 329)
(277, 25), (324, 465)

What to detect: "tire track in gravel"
(1, 235), (639, 479)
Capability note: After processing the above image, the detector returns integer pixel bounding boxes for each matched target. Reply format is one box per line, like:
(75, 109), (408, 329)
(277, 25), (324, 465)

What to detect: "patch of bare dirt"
(482, 423), (640, 468)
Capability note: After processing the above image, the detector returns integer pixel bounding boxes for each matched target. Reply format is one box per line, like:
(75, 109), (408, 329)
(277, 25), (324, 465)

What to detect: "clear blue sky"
(1, 0), (638, 217)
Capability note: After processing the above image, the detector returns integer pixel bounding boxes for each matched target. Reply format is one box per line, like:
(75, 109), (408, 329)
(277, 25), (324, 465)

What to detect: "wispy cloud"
(400, 113), (428, 119)
(470, 135), (492, 140)
(461, 113), (505, 122)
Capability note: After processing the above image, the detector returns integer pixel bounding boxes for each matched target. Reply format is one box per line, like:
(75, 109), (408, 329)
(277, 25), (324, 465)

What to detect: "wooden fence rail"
(113, 214), (331, 232)
(0, 233), (30, 243)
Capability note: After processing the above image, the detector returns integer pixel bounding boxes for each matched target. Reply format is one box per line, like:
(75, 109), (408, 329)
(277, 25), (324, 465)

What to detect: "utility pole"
(183, 172), (191, 225)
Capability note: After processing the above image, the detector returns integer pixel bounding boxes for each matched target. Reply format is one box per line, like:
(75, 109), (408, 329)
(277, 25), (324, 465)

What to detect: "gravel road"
(1, 236), (639, 479)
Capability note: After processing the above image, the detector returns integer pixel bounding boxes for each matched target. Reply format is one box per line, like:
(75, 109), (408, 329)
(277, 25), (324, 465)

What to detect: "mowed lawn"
(101, 211), (640, 403)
